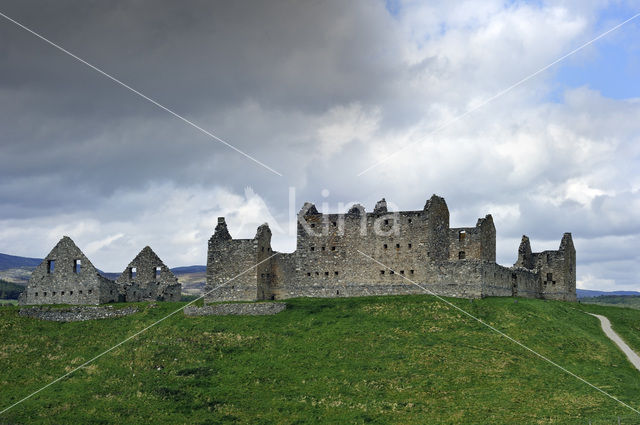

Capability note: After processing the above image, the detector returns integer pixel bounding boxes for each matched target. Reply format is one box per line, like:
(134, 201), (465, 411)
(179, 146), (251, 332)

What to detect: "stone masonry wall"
(205, 196), (576, 303)
(256, 224), (276, 300)
(19, 305), (138, 322)
(205, 218), (260, 302)
(479, 262), (540, 298)
(20, 236), (118, 306)
(184, 303), (286, 316)
(276, 195), (450, 295)
(532, 233), (576, 302)
(115, 246), (181, 302)
(449, 216), (495, 262)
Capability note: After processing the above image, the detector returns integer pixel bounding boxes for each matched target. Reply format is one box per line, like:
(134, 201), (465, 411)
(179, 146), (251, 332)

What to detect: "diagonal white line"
(0, 11), (283, 177)
(356, 249), (640, 415)
(0, 252), (279, 416)
(357, 12), (640, 176)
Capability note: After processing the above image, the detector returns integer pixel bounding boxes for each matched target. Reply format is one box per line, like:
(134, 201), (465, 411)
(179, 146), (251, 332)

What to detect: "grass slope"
(577, 302), (640, 365)
(1, 296), (639, 424)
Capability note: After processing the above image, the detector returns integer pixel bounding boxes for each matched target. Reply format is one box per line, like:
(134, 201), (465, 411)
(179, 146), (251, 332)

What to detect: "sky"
(0, 0), (638, 290)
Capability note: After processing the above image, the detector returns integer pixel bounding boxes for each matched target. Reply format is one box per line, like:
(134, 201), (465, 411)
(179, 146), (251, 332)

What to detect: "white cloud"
(317, 103), (380, 158)
(0, 183), (289, 270)
(85, 233), (125, 255)
(577, 274), (616, 290)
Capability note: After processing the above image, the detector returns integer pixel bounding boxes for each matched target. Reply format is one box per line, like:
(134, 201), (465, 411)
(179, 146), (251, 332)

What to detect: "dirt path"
(589, 313), (640, 372)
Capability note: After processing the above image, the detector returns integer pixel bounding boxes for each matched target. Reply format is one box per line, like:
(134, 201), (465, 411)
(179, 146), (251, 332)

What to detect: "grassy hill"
(1, 296), (640, 424)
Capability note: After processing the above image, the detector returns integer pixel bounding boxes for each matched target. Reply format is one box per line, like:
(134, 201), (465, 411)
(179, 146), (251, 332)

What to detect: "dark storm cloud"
(0, 0), (403, 116)
(0, 1), (638, 289)
(0, 0), (401, 202)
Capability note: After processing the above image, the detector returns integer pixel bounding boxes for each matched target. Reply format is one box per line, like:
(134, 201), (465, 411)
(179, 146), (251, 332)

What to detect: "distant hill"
(577, 289), (640, 298)
(0, 253), (42, 271)
(98, 266), (206, 281)
(171, 265), (207, 274)
(580, 295), (640, 310)
(98, 271), (121, 280)
(0, 268), (33, 285)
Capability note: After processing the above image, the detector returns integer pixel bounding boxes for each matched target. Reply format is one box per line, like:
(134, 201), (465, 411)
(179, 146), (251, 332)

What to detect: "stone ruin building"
(19, 237), (181, 305)
(19, 236), (118, 305)
(205, 195), (576, 302)
(17, 194), (576, 306)
(115, 246), (181, 302)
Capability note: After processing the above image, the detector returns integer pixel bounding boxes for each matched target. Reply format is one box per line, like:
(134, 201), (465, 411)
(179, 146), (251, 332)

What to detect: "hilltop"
(578, 289), (640, 298)
(0, 253), (41, 286)
(0, 253), (42, 271)
(1, 295), (639, 424)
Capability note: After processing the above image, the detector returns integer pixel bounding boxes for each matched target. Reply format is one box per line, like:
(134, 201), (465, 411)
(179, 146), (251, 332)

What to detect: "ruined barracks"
(19, 194), (576, 306)
(205, 195), (576, 302)
(19, 236), (181, 305)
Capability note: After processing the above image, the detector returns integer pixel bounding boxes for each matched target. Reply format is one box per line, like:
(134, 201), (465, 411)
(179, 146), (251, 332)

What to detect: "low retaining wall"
(19, 305), (138, 322)
(184, 302), (287, 316)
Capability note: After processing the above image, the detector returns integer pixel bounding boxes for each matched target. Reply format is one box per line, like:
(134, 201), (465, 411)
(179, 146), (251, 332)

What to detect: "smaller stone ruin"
(19, 237), (181, 305)
(115, 246), (181, 302)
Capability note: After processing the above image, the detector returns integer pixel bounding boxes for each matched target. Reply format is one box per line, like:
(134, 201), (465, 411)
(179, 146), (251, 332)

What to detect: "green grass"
(577, 302), (640, 360)
(1, 296), (639, 424)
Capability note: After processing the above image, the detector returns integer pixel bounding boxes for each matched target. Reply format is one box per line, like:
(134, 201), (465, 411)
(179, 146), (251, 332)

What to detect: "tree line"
(0, 279), (24, 299)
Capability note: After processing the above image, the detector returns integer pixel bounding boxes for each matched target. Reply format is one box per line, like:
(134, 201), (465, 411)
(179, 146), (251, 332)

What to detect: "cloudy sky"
(0, 0), (638, 290)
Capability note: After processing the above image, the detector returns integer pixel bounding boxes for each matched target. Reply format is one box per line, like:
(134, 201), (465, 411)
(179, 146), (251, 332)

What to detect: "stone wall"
(514, 236), (534, 269)
(255, 224), (276, 300)
(19, 305), (138, 321)
(269, 260), (520, 300)
(532, 233), (576, 302)
(448, 215), (495, 262)
(115, 246), (181, 302)
(184, 302), (286, 316)
(205, 195), (577, 303)
(511, 233), (576, 302)
(204, 218), (262, 302)
(479, 262), (540, 298)
(272, 194), (452, 295)
(20, 236), (118, 306)
(21, 237), (183, 306)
